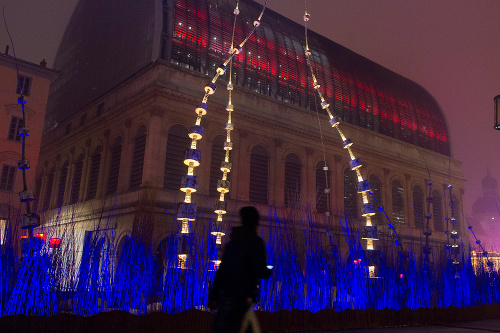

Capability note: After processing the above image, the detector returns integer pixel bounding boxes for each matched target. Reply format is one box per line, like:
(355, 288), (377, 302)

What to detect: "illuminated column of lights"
(210, 2), (242, 252)
(303, 10), (377, 276)
(446, 184), (461, 278)
(176, 0), (267, 268)
(17, 95), (40, 240)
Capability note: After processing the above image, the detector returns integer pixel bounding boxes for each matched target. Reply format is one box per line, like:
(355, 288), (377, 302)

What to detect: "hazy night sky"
(1, 0), (500, 217)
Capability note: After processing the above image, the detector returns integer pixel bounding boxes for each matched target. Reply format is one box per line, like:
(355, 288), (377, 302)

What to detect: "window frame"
(164, 125), (190, 190)
(249, 145), (269, 204)
(7, 116), (24, 142)
(129, 126), (147, 190)
(412, 185), (424, 229)
(392, 179), (405, 224)
(16, 75), (32, 96)
(106, 137), (122, 195)
(284, 153), (302, 209)
(0, 164), (16, 191)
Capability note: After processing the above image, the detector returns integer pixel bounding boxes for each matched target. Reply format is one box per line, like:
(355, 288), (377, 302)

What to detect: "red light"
(399, 274), (404, 279)
(49, 238), (61, 249)
(20, 235), (28, 240)
(35, 233), (47, 242)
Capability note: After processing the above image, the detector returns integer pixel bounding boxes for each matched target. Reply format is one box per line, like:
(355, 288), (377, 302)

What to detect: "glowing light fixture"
(35, 233), (47, 242)
(0, 219), (5, 245)
(49, 238), (61, 249)
(178, 254), (187, 269)
(368, 266), (375, 278)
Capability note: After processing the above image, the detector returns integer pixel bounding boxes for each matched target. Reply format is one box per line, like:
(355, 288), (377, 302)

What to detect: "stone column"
(97, 128), (111, 198)
(405, 173), (411, 227)
(271, 138), (284, 207)
(233, 129), (249, 202)
(383, 168), (392, 221)
(64, 147), (75, 205)
(80, 138), (92, 200)
(195, 121), (212, 196)
(142, 106), (165, 187)
(333, 154), (343, 213)
(117, 118), (133, 192)
(305, 147), (315, 209)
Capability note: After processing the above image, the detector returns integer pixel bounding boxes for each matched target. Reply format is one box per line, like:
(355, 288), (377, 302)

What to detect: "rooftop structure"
(47, 0), (450, 156)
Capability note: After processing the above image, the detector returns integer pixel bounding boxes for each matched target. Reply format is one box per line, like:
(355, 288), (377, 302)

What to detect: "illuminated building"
(37, 0), (466, 260)
(0, 51), (58, 242)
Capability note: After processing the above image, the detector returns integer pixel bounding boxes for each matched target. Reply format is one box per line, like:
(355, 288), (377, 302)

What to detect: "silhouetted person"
(209, 206), (272, 333)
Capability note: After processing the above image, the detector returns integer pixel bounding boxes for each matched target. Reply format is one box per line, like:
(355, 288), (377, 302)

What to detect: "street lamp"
(495, 95), (500, 130)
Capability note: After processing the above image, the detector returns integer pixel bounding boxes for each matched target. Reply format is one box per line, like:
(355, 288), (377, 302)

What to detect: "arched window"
(413, 185), (424, 229)
(368, 174), (382, 225)
(106, 137), (122, 195)
(451, 194), (460, 228)
(432, 190), (443, 232)
(249, 145), (269, 204)
(57, 161), (69, 208)
(344, 168), (358, 219)
(284, 153), (301, 208)
(87, 147), (102, 200)
(316, 161), (330, 213)
(42, 168), (55, 211)
(164, 125), (190, 189)
(130, 126), (147, 190)
(209, 136), (230, 196)
(70, 154), (84, 204)
(392, 179), (405, 224)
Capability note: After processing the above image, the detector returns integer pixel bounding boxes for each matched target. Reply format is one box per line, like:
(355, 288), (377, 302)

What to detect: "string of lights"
(209, 1), (242, 267)
(445, 184), (461, 278)
(313, 94), (331, 224)
(176, 0), (267, 268)
(466, 214), (493, 271)
(303, 6), (378, 277)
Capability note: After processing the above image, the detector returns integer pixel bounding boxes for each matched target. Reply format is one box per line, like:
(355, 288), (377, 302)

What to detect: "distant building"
(469, 169), (500, 249)
(38, 0), (465, 260)
(0, 52), (58, 240)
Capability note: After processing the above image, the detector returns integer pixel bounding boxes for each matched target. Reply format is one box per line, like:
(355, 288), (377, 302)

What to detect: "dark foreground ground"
(1, 305), (500, 333)
(337, 318), (500, 332)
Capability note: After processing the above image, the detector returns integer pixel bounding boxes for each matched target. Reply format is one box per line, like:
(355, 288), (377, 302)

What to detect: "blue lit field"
(0, 207), (498, 317)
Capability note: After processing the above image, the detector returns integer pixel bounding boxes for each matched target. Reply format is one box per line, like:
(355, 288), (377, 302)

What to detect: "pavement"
(314, 318), (500, 332)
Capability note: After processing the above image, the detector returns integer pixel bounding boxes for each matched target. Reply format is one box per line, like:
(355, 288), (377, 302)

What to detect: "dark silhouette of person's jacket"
(209, 226), (271, 303)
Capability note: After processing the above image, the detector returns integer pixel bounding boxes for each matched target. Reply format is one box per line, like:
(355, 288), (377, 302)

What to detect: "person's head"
(240, 206), (260, 231)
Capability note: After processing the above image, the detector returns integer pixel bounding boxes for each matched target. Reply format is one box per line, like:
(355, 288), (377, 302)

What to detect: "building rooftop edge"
(0, 53), (60, 81)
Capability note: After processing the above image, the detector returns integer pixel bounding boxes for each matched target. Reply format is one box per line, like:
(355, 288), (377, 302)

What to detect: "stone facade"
(37, 60), (466, 257)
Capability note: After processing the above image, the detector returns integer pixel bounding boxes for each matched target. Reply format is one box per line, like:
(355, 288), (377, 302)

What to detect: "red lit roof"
(170, 0), (450, 155)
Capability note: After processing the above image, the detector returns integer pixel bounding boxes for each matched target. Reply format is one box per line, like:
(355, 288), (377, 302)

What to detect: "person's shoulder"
(249, 234), (265, 246)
